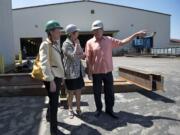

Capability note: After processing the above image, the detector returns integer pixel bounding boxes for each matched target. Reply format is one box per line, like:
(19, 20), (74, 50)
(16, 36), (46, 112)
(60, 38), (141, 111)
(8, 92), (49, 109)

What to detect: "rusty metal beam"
(83, 77), (139, 94)
(0, 73), (42, 86)
(0, 67), (164, 97)
(0, 73), (139, 96)
(151, 74), (164, 91)
(0, 73), (46, 96)
(119, 66), (164, 91)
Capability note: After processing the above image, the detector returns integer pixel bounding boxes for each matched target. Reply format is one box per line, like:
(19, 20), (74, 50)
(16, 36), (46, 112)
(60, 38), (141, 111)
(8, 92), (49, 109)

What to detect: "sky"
(12, 0), (180, 39)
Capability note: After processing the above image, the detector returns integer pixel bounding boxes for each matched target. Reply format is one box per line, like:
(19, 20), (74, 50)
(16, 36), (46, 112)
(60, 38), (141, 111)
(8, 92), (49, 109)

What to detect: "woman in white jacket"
(39, 20), (64, 135)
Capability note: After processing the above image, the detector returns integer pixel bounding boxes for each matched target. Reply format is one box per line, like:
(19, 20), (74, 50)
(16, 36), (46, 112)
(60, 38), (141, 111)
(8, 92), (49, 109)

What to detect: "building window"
(34, 24), (38, 28)
(91, 9), (95, 14)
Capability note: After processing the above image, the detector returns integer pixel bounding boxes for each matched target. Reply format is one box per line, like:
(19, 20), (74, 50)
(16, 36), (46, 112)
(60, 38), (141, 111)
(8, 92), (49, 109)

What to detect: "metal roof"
(13, 0), (170, 16)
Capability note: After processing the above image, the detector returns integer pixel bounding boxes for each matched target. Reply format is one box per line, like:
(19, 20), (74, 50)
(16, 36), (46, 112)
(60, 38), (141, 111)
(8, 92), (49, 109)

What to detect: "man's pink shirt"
(85, 36), (122, 74)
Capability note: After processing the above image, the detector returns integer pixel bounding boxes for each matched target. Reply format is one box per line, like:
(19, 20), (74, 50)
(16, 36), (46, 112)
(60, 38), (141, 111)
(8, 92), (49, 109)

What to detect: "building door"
(20, 38), (42, 59)
(60, 32), (113, 50)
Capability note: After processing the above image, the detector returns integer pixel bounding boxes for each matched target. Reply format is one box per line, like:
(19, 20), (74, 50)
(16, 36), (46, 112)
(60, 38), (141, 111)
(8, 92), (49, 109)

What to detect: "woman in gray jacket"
(39, 20), (64, 135)
(62, 24), (85, 118)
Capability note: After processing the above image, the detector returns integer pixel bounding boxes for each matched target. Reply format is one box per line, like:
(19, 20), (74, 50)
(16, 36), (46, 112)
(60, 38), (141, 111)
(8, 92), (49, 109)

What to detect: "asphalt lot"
(0, 57), (180, 135)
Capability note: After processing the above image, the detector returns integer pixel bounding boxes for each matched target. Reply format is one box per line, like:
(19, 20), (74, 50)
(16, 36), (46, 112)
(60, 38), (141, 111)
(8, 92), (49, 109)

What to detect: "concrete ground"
(0, 57), (180, 135)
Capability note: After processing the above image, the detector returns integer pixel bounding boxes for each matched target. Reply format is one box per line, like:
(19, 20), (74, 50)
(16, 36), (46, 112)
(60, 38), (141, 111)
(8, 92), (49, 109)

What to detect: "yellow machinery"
(0, 55), (5, 74)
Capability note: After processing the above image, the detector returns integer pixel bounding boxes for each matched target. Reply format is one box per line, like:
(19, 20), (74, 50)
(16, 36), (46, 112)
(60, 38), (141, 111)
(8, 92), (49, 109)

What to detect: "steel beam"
(0, 73), (138, 96)
(119, 66), (164, 91)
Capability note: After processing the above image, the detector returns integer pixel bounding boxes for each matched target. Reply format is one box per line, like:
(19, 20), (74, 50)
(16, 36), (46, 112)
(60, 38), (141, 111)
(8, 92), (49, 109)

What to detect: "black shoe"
(51, 131), (57, 135)
(46, 115), (50, 122)
(51, 132), (56, 135)
(51, 129), (57, 135)
(106, 111), (118, 119)
(46, 109), (50, 122)
(94, 110), (102, 117)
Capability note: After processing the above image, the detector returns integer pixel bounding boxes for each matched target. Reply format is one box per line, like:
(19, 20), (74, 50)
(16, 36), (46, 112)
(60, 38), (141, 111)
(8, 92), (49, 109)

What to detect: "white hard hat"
(65, 24), (80, 34)
(91, 20), (103, 31)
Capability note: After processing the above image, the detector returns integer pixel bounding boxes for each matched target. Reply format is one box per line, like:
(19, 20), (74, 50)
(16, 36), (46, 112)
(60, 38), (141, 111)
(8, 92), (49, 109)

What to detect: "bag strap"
(52, 44), (65, 74)
(44, 40), (52, 64)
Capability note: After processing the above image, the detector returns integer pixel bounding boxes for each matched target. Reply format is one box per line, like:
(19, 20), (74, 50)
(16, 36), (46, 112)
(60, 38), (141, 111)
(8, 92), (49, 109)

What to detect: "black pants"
(92, 72), (114, 112)
(43, 77), (62, 133)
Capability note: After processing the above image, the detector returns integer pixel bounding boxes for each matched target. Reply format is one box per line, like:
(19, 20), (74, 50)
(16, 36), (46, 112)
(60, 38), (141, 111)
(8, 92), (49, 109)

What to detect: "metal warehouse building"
(12, 0), (171, 57)
(1, 0), (178, 72)
(0, 0), (14, 72)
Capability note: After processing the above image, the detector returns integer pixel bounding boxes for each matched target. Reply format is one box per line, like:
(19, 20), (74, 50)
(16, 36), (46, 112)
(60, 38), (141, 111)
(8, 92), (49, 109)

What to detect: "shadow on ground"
(78, 111), (180, 131)
(137, 89), (176, 103)
(58, 122), (101, 135)
(0, 97), (46, 135)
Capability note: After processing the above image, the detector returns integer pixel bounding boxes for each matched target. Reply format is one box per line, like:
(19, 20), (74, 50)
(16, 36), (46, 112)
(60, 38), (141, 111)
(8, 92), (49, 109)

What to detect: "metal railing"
(151, 47), (180, 55)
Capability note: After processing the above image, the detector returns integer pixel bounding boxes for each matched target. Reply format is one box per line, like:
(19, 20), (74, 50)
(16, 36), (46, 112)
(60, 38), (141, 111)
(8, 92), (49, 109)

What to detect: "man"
(85, 20), (146, 119)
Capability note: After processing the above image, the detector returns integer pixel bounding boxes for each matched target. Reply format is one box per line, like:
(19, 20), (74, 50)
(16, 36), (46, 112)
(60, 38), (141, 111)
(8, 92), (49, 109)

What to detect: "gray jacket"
(62, 38), (85, 79)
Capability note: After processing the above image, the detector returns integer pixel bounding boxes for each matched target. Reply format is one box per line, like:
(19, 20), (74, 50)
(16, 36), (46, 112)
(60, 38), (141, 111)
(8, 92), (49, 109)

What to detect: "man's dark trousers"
(92, 72), (114, 112)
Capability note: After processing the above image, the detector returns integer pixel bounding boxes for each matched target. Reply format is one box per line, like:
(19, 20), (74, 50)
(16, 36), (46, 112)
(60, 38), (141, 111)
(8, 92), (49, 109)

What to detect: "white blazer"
(39, 38), (64, 81)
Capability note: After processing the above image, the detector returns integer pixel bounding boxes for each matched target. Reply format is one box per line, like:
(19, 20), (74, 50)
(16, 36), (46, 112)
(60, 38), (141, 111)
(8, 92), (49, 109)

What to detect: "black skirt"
(65, 74), (84, 90)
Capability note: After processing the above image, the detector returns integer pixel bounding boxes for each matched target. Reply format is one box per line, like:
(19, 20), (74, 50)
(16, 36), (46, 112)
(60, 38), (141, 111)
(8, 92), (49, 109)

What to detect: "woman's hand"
(74, 39), (81, 51)
(74, 39), (80, 45)
(74, 38), (85, 58)
(50, 80), (56, 92)
(81, 52), (86, 59)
